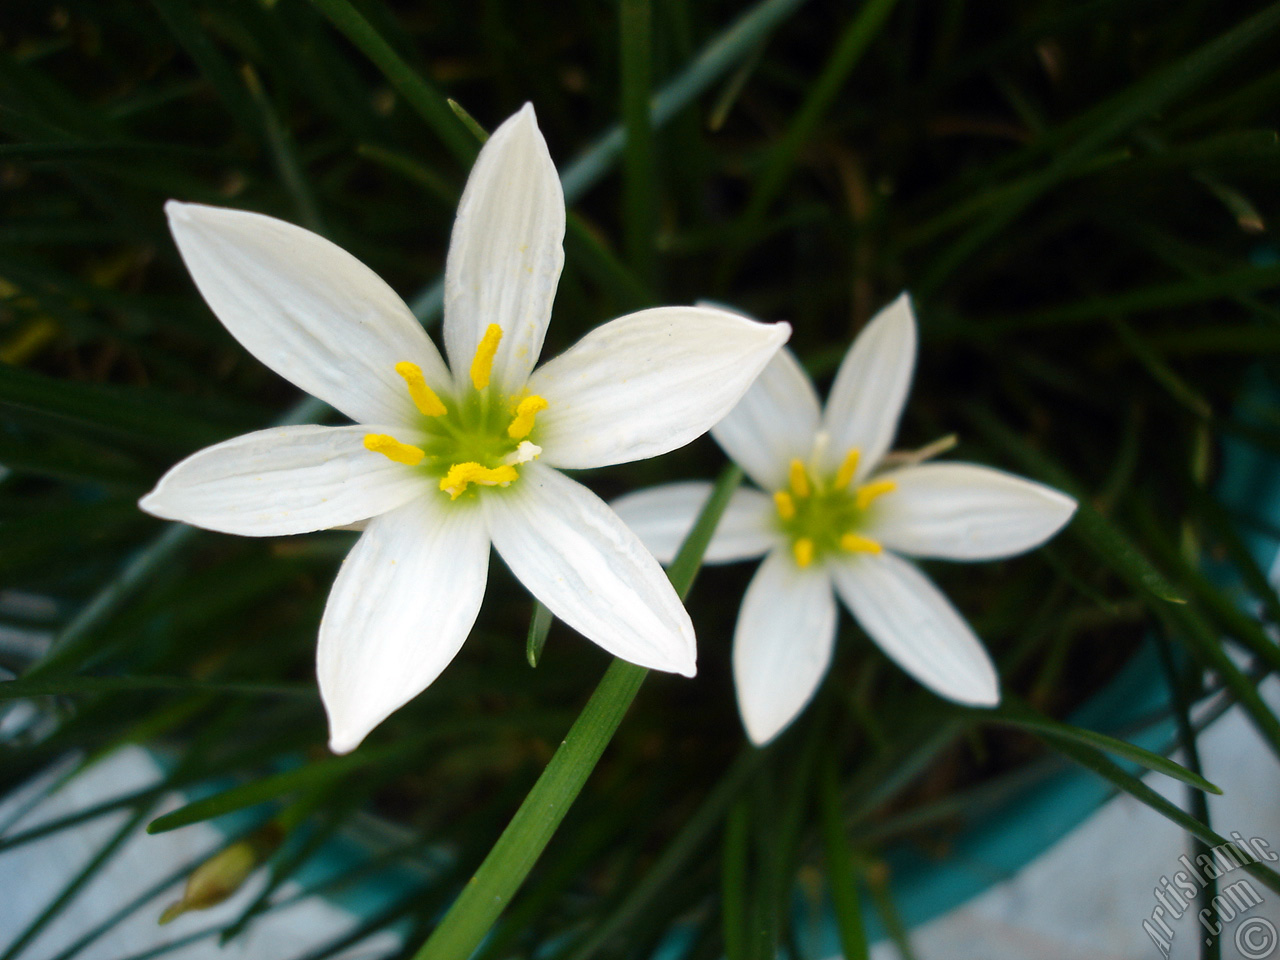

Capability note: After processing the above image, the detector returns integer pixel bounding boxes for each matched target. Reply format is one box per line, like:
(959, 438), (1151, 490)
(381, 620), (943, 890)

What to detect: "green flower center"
(774, 451), (894, 568)
(362, 324), (547, 501)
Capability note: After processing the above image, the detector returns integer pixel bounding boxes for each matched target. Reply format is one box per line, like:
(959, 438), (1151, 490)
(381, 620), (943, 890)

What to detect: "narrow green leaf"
(447, 98), (490, 145)
(308, 0), (476, 166)
(619, 0), (657, 282)
(731, 0), (900, 249)
(981, 699), (1222, 794)
(241, 64), (325, 234)
(0, 363), (244, 454)
(864, 862), (918, 960)
(525, 601), (553, 668)
(722, 800), (752, 960)
(562, 749), (766, 960)
(985, 263), (1280, 333)
(964, 404), (1185, 604)
(0, 674), (312, 701)
(356, 142), (457, 207)
(0, 804), (155, 960)
(919, 0), (1280, 291)
(148, 0), (263, 142)
(555, 0), (814, 204)
(818, 757), (869, 960)
(1050, 736), (1280, 898)
(146, 744), (411, 834)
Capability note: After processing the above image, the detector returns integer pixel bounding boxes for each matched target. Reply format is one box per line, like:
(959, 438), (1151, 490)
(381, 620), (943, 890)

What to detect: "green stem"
(412, 658), (649, 959)
(412, 465), (742, 958)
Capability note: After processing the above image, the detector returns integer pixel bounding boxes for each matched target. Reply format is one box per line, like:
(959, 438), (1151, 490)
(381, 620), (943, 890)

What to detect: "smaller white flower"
(613, 294), (1077, 745)
(140, 104), (790, 753)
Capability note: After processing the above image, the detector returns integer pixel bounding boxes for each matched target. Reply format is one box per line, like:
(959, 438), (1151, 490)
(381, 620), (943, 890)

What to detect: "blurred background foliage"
(2, 0), (1280, 957)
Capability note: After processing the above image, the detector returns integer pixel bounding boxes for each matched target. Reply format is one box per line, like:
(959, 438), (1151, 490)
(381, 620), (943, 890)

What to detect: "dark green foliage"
(3, 0), (1280, 955)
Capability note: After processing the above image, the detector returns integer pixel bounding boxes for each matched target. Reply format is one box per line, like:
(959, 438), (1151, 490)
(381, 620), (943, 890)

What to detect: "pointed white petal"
(318, 497), (489, 753)
(710, 347), (821, 492)
(819, 293), (917, 481)
(733, 549), (837, 745)
(166, 202), (449, 427)
(610, 482), (778, 565)
(443, 104), (565, 393)
(138, 424), (425, 537)
(867, 462), (1077, 560)
(529, 307), (791, 469)
(485, 462), (696, 676)
(831, 551), (999, 706)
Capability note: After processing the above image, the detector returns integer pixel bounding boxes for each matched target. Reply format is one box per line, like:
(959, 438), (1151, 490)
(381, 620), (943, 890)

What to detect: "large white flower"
(612, 294), (1076, 746)
(140, 104), (790, 753)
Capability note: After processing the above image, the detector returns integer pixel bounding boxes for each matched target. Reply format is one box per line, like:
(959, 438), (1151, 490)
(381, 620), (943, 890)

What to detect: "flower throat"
(363, 324), (548, 499)
(774, 449), (895, 568)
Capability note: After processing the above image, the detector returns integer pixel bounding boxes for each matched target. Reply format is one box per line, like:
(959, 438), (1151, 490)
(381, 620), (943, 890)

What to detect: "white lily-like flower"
(612, 294), (1076, 746)
(140, 104), (790, 753)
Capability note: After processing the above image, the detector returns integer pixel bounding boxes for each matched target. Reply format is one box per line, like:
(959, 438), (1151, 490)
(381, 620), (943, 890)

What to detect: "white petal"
(443, 104), (565, 393)
(139, 425), (425, 537)
(733, 549), (837, 745)
(610, 482), (778, 565)
(867, 462), (1077, 560)
(819, 293), (917, 481)
(529, 307), (791, 469)
(711, 347), (821, 492)
(485, 462), (696, 676)
(831, 551), (999, 706)
(166, 202), (449, 428)
(318, 496), (489, 753)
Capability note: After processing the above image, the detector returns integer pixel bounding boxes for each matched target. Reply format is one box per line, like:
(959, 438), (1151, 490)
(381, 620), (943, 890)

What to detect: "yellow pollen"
(773, 490), (796, 521)
(364, 433), (425, 466)
(834, 448), (861, 489)
(840, 532), (883, 554)
(470, 324), (503, 390)
(788, 459), (811, 498)
(394, 361), (446, 417)
(507, 395), (549, 439)
(854, 480), (897, 511)
(793, 537), (815, 568)
(440, 461), (519, 499)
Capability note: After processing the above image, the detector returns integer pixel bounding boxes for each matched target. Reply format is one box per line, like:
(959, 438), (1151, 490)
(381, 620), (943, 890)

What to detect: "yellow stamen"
(507, 395), (549, 439)
(394, 361), (446, 417)
(773, 490), (796, 521)
(793, 537), (815, 568)
(470, 324), (503, 390)
(364, 433), (425, 466)
(788, 459), (811, 498)
(840, 532), (883, 554)
(834, 448), (861, 489)
(440, 461), (519, 499)
(855, 480), (896, 511)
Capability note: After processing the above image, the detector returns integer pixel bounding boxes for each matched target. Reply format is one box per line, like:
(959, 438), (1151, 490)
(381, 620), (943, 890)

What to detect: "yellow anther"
(788, 459), (811, 498)
(834, 448), (862, 489)
(507, 395), (549, 439)
(395, 361), (446, 417)
(773, 490), (796, 521)
(470, 324), (503, 390)
(854, 480), (896, 511)
(840, 532), (883, 554)
(363, 433), (425, 466)
(793, 537), (815, 569)
(440, 461), (519, 499)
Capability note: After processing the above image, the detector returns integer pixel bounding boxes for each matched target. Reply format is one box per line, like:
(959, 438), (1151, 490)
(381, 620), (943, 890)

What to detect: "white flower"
(140, 104), (790, 753)
(612, 294), (1076, 746)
